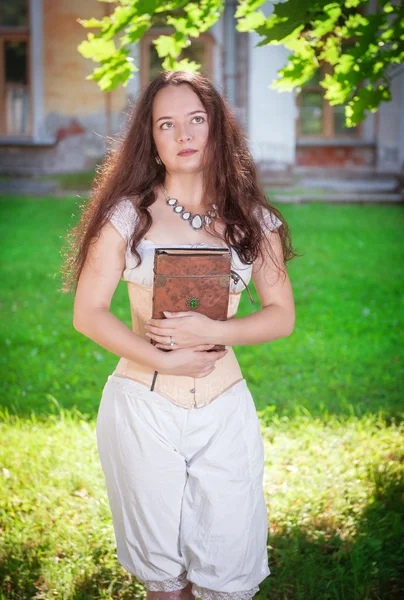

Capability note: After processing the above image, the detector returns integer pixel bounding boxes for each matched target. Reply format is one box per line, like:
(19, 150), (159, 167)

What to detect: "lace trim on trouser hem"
(142, 572), (260, 600)
(192, 583), (260, 600)
(143, 570), (189, 592)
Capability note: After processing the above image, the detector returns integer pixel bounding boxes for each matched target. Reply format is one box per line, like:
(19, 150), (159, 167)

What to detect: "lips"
(177, 149), (197, 156)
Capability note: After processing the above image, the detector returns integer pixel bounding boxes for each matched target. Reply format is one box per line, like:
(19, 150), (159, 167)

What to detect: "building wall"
(247, 40), (296, 171)
(376, 71), (404, 173)
(246, 0), (403, 176)
(296, 144), (376, 168)
(0, 0), (129, 175)
(42, 0), (127, 168)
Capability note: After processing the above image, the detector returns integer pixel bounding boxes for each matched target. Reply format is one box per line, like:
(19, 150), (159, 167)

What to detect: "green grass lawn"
(36, 168), (97, 191)
(0, 196), (403, 599)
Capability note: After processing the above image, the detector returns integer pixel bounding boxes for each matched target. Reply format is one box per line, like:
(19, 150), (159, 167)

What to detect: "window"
(140, 29), (214, 88)
(297, 68), (360, 139)
(0, 0), (31, 137)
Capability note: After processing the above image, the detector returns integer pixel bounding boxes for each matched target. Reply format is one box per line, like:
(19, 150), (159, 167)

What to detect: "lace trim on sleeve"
(262, 206), (282, 233)
(253, 205), (282, 235)
(108, 197), (138, 243)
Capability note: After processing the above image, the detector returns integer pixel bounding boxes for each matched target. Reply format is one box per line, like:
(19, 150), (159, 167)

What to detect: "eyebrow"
(155, 110), (207, 124)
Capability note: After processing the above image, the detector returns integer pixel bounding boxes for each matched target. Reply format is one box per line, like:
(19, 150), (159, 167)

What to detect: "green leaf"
(272, 54), (318, 91)
(344, 0), (365, 7)
(77, 17), (105, 29)
(275, 0), (309, 20)
(183, 0), (224, 32)
(335, 52), (356, 75)
(322, 73), (352, 105)
(256, 18), (304, 46)
(311, 10), (341, 39)
(166, 15), (200, 37)
(163, 57), (201, 72)
(319, 35), (341, 65)
(235, 0), (267, 19)
(136, 0), (164, 14)
(153, 34), (187, 58)
(324, 3), (342, 19)
(103, 4), (138, 39)
(237, 10), (266, 32)
(87, 52), (137, 91)
(78, 33), (116, 63)
(383, 2), (395, 14)
(346, 83), (392, 126)
(120, 17), (150, 46)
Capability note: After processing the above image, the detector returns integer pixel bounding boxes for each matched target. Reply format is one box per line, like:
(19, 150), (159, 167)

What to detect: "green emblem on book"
(186, 296), (200, 309)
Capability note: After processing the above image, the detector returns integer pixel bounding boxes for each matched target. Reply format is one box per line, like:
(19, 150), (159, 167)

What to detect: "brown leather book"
(149, 247), (233, 390)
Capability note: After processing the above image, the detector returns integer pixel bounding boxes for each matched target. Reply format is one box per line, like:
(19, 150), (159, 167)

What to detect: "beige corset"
(113, 281), (245, 409)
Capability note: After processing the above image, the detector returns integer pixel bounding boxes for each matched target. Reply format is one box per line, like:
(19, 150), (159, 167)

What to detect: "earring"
(155, 155), (163, 166)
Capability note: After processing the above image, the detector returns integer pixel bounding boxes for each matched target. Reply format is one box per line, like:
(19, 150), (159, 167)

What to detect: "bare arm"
(73, 222), (164, 370)
(212, 228), (295, 346)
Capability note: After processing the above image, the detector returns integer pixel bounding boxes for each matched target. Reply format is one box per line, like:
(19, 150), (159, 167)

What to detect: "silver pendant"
(190, 215), (203, 230)
(161, 184), (217, 231)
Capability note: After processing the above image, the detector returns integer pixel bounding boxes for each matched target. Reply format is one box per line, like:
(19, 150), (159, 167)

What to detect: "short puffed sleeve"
(108, 197), (138, 243)
(255, 205), (283, 235)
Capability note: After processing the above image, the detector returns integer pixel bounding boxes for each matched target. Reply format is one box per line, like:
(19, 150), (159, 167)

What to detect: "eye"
(192, 116), (205, 124)
(160, 121), (173, 130)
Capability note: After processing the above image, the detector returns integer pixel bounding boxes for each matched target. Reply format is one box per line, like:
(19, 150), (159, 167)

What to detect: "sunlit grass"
(0, 195), (403, 599)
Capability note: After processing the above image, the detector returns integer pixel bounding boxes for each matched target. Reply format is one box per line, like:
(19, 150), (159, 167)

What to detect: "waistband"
(106, 372), (247, 410)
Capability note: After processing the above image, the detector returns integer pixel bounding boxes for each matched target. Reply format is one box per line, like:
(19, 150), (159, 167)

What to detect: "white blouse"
(108, 197), (282, 293)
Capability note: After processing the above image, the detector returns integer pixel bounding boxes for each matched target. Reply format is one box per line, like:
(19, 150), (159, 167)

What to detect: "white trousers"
(96, 374), (270, 600)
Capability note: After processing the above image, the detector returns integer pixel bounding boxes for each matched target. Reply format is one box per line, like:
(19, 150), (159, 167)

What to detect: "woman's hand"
(156, 345), (228, 378)
(145, 311), (218, 350)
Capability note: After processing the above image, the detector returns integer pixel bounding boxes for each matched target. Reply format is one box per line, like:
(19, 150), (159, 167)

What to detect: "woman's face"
(152, 83), (209, 174)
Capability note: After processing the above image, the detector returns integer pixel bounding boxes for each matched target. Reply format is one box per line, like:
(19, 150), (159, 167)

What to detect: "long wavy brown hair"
(61, 70), (299, 293)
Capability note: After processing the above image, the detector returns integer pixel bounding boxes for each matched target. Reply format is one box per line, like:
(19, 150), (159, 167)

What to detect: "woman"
(62, 70), (297, 600)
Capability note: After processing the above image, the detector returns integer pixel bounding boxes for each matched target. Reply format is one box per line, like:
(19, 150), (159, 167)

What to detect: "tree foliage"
(78, 0), (404, 126)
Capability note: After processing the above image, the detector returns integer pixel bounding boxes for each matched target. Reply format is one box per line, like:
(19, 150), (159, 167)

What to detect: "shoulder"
(108, 197), (138, 242)
(253, 204), (283, 234)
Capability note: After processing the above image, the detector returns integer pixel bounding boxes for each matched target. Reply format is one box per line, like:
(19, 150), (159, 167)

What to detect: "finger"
(147, 318), (165, 326)
(191, 344), (216, 352)
(212, 349), (228, 361)
(145, 332), (172, 344)
(147, 324), (175, 335)
(197, 366), (216, 378)
(155, 343), (183, 350)
(147, 319), (176, 330)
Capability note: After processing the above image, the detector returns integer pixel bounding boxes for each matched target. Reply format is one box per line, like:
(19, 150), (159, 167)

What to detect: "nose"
(177, 124), (192, 144)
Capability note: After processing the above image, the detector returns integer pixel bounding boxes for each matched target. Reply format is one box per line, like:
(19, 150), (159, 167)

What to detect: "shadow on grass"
(0, 541), (47, 600)
(0, 540), (146, 600)
(71, 568), (146, 600)
(259, 460), (404, 600)
(1, 460), (402, 600)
